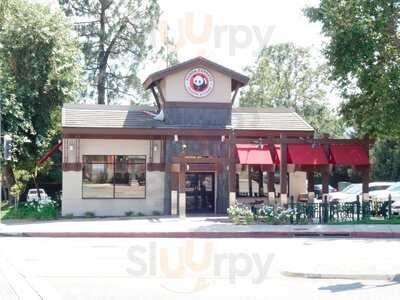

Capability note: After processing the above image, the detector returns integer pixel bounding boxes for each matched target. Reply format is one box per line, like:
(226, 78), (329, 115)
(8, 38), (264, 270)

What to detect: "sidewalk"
(1, 216), (400, 238)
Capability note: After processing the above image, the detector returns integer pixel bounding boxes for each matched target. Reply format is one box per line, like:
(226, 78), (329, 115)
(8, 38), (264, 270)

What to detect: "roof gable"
(143, 56), (249, 91)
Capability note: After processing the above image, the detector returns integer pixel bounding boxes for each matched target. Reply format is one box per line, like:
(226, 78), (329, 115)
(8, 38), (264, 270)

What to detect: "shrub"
(84, 211), (95, 218)
(2, 198), (58, 220)
(125, 211), (134, 217)
(64, 213), (74, 219)
(137, 212), (146, 217)
(152, 210), (161, 216)
(257, 205), (295, 225)
(227, 205), (254, 224)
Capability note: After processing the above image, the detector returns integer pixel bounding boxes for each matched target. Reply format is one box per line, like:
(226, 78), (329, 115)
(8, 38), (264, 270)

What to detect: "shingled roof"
(62, 104), (314, 132)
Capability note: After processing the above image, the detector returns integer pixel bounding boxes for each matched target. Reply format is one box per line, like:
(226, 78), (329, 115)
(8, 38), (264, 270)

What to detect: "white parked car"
(391, 200), (400, 215)
(329, 182), (395, 203)
(27, 188), (48, 202)
(370, 182), (400, 202)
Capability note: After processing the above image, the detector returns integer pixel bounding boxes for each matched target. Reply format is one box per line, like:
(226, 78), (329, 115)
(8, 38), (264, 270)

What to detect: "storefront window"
(82, 155), (146, 199)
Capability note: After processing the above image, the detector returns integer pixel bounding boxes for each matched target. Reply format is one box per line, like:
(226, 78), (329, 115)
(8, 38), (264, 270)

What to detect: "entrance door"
(185, 172), (215, 214)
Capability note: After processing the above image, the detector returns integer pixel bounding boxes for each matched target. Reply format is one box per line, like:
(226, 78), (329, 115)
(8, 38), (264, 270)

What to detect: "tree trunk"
(97, 3), (107, 105)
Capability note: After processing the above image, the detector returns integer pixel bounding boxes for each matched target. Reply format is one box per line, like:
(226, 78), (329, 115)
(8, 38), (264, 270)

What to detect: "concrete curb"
(282, 271), (400, 282)
(1, 231), (400, 238)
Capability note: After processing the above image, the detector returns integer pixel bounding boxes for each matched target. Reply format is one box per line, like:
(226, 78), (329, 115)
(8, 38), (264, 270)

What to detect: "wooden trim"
(150, 86), (161, 112)
(187, 163), (217, 172)
(163, 101), (232, 109)
(62, 162), (82, 171)
(230, 136), (372, 144)
(232, 130), (314, 138)
(63, 127), (230, 138)
(147, 163), (166, 172)
(231, 83), (239, 104)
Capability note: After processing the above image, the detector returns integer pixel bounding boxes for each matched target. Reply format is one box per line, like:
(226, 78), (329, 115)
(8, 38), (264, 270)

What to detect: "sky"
(34, 0), (339, 106)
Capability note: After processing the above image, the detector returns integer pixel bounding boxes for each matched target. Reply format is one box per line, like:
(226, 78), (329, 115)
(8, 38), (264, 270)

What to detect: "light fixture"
(153, 145), (158, 152)
(69, 145), (74, 151)
(174, 134), (178, 142)
(186, 164), (190, 171)
(221, 135), (225, 142)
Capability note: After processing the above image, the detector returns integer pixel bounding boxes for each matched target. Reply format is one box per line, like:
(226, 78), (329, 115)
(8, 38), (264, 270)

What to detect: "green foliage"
(137, 212), (146, 217)
(2, 200), (58, 220)
(9, 169), (31, 201)
(152, 210), (161, 216)
(64, 213), (74, 219)
(241, 43), (345, 137)
(84, 211), (96, 218)
(371, 139), (400, 181)
(227, 205), (254, 224)
(59, 0), (162, 104)
(125, 211), (134, 217)
(305, 0), (400, 138)
(0, 0), (81, 187)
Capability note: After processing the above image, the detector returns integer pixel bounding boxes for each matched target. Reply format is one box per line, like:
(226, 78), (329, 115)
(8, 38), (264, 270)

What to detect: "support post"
(248, 166), (253, 197)
(267, 171), (275, 203)
(178, 163), (186, 218)
(228, 139), (236, 207)
(321, 134), (330, 201)
(280, 135), (288, 205)
(361, 134), (370, 201)
(307, 171), (315, 203)
(258, 167), (264, 197)
(170, 172), (178, 216)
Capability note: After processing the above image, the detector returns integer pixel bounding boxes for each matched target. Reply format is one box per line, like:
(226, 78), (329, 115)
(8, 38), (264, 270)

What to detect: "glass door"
(185, 172), (215, 214)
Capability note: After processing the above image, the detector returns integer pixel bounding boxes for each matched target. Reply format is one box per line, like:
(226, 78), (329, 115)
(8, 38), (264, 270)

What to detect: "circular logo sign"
(184, 67), (214, 98)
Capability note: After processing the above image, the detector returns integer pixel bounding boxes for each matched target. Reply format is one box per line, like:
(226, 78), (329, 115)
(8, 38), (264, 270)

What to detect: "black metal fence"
(287, 196), (394, 224)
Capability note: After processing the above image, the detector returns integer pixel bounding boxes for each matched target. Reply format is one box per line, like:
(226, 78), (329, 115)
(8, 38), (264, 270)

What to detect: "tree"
(59, 0), (161, 104)
(305, 0), (400, 138)
(371, 139), (400, 181)
(0, 0), (81, 198)
(240, 43), (345, 137)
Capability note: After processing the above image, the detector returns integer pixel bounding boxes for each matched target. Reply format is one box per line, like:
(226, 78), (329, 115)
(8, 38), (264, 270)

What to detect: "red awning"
(330, 144), (369, 166)
(236, 144), (274, 165)
(287, 144), (328, 165)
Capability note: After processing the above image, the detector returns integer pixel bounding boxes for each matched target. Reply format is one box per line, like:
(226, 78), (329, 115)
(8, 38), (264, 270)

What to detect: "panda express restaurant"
(59, 56), (372, 217)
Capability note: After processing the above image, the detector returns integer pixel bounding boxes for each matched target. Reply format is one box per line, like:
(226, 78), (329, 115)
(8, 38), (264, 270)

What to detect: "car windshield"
(343, 184), (362, 194)
(369, 185), (391, 192)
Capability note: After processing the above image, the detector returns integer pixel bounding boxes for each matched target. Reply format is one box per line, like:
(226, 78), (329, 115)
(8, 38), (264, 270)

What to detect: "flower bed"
(228, 205), (295, 225)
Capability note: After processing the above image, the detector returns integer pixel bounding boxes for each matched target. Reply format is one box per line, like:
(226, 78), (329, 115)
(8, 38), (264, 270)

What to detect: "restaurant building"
(60, 57), (371, 217)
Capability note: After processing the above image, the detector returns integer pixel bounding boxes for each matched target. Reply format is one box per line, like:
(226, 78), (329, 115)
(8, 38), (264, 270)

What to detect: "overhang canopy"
(330, 144), (369, 166)
(236, 144), (274, 165)
(287, 144), (328, 165)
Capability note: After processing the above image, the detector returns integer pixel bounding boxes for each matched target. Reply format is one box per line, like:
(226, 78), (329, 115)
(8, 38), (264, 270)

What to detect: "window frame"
(81, 155), (147, 200)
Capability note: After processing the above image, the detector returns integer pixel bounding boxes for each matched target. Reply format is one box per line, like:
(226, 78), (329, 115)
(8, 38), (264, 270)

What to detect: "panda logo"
(184, 67), (214, 97)
(191, 74), (208, 92)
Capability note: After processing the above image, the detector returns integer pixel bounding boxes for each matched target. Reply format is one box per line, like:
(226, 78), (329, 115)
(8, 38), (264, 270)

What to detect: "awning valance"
(287, 144), (328, 165)
(330, 144), (369, 166)
(236, 144), (274, 165)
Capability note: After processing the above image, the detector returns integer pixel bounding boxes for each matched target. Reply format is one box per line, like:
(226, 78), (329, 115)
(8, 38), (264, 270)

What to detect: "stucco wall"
(161, 67), (231, 103)
(62, 139), (164, 216)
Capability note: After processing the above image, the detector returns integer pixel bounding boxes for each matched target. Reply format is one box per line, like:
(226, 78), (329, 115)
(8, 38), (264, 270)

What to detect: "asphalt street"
(0, 237), (400, 299)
